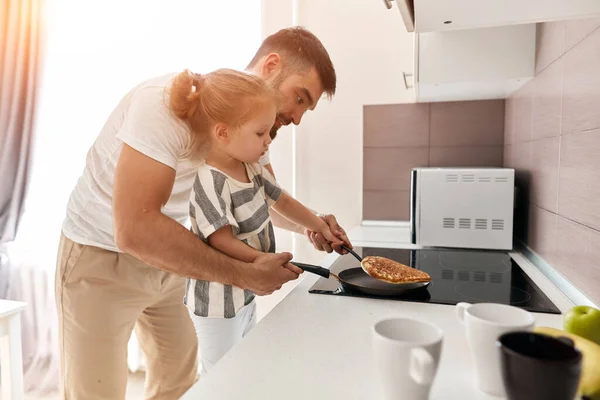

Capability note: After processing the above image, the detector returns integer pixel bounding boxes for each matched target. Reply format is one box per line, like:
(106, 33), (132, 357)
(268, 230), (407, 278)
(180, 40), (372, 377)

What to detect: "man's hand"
(241, 252), (303, 296)
(305, 214), (353, 254)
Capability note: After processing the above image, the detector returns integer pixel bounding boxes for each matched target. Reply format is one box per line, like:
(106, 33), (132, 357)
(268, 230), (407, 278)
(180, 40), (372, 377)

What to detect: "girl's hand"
(306, 214), (353, 254)
(318, 224), (345, 249)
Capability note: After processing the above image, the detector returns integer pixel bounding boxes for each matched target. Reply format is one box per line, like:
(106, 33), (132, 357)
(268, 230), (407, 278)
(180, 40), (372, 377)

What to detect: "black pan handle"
(291, 262), (331, 279)
(341, 244), (363, 262)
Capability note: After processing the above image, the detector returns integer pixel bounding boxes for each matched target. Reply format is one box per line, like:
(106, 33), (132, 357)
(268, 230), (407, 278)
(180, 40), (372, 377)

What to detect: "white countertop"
(181, 225), (575, 400)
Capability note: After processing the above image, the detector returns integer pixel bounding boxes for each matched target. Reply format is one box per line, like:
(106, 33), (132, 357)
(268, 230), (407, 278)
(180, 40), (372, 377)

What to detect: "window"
(11, 0), (261, 269)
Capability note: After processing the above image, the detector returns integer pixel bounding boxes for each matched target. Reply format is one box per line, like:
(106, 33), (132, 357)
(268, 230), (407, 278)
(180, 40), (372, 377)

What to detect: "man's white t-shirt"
(62, 73), (271, 252)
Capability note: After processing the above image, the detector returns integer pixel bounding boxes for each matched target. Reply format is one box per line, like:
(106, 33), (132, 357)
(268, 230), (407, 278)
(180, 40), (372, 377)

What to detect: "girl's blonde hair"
(168, 68), (277, 160)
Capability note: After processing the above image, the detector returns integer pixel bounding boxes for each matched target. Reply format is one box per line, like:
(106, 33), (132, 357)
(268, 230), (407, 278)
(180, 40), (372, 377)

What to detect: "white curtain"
(0, 0), (44, 245)
(9, 0), (261, 393)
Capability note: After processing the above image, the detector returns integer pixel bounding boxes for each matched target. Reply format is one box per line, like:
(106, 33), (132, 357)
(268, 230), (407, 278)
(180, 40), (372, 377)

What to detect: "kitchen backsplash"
(363, 99), (505, 221)
(504, 18), (600, 305)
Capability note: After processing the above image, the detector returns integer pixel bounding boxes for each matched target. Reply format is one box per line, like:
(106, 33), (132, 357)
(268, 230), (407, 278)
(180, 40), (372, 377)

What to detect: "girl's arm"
(208, 226), (264, 263)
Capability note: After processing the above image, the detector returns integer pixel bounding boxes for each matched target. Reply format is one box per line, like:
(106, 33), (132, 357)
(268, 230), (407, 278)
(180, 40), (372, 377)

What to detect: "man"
(56, 26), (348, 400)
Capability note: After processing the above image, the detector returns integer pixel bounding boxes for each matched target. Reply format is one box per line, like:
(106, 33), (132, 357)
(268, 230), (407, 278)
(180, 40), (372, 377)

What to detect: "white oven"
(409, 167), (515, 250)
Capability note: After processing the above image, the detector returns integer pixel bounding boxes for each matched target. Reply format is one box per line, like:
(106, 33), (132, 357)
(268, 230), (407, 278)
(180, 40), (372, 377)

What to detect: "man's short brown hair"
(248, 26), (336, 99)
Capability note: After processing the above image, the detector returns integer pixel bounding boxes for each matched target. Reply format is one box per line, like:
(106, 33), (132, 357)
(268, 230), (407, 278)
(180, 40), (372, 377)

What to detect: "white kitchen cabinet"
(412, 24), (536, 102)
(389, 0), (600, 33)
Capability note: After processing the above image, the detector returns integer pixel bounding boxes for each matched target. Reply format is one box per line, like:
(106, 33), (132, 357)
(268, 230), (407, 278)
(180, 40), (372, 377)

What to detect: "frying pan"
(291, 261), (430, 296)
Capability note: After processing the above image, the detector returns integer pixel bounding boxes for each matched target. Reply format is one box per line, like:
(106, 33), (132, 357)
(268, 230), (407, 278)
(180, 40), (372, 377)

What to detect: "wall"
(258, 0), (415, 316)
(14, 0), (262, 268)
(504, 17), (600, 305)
(295, 0), (416, 241)
(262, 0), (296, 257)
(363, 100), (505, 221)
(264, 0), (416, 264)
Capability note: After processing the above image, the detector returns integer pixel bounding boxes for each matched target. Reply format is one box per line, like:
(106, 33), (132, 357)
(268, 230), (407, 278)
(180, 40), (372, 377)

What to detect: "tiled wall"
(504, 18), (600, 305)
(363, 100), (505, 220)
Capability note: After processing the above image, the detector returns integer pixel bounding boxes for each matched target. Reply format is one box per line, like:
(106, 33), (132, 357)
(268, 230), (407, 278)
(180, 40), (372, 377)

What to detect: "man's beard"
(270, 113), (293, 140)
(269, 123), (279, 140)
(269, 72), (288, 141)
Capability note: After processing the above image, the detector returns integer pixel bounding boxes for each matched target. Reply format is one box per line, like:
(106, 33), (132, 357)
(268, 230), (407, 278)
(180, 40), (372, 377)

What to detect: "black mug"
(497, 331), (583, 400)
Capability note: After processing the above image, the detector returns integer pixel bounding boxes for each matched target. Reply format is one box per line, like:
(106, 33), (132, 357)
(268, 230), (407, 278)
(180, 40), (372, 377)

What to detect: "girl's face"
(222, 102), (276, 164)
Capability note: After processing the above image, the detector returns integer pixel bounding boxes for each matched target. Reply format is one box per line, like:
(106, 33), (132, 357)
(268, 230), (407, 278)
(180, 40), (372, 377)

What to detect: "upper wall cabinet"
(414, 24), (536, 102)
(387, 0), (600, 33)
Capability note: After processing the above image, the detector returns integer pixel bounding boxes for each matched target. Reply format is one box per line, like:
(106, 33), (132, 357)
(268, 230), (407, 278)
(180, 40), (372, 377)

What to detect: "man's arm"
(113, 145), (300, 294)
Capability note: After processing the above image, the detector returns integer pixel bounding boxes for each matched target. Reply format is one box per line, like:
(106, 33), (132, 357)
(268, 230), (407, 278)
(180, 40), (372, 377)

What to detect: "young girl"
(170, 69), (345, 375)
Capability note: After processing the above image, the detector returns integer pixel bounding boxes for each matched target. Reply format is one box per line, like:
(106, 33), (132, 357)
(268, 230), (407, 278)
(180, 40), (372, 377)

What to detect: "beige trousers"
(55, 233), (198, 399)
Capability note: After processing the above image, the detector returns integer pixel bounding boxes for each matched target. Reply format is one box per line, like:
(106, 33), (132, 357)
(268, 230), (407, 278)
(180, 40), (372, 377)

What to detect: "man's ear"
(261, 53), (282, 78)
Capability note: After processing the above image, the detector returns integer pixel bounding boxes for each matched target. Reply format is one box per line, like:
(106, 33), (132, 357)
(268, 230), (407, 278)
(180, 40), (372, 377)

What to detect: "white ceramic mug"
(456, 302), (535, 396)
(371, 317), (444, 400)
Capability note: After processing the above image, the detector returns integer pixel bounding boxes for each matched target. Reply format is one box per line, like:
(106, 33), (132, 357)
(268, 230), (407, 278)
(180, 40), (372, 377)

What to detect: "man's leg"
(135, 271), (198, 400)
(189, 300), (257, 376)
(55, 233), (149, 399)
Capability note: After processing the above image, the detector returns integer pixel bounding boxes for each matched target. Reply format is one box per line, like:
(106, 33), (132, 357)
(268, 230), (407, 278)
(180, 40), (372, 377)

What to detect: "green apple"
(564, 305), (600, 345)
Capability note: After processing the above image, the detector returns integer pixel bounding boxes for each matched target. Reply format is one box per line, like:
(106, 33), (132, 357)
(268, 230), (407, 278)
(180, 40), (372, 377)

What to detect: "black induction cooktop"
(308, 247), (561, 314)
